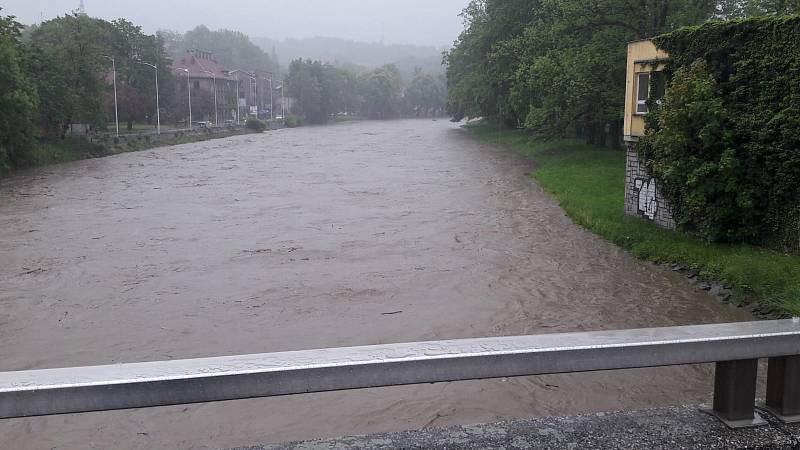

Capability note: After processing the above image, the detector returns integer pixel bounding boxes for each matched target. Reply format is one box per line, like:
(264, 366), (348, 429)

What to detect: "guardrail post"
(707, 359), (764, 428)
(763, 356), (800, 422)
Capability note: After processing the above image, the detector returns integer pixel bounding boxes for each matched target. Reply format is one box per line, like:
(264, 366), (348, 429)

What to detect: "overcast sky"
(2, 0), (469, 46)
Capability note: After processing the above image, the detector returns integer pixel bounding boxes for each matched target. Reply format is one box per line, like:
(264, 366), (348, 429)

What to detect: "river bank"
(0, 125), (271, 177)
(467, 122), (800, 318)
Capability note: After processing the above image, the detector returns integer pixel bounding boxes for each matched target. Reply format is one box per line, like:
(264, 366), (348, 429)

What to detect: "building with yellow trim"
(623, 40), (675, 229)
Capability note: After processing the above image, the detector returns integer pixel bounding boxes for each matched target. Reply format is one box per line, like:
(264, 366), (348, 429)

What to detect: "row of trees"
(445, 0), (799, 146)
(0, 10), (174, 169)
(0, 9), (447, 170)
(286, 59), (447, 124)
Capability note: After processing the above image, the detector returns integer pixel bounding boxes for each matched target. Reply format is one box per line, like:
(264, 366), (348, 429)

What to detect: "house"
(623, 40), (676, 229)
(172, 50), (281, 124)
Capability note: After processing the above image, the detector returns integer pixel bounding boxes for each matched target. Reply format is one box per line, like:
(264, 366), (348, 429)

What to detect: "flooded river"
(0, 120), (751, 449)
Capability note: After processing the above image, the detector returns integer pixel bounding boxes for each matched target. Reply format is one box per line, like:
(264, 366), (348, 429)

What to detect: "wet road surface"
(0, 119), (751, 449)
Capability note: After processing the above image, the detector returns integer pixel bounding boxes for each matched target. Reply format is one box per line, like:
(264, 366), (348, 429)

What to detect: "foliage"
(641, 16), (800, 250)
(245, 118), (267, 132)
(23, 14), (112, 138)
(286, 59), (434, 123)
(0, 9), (37, 170)
(401, 69), (447, 118)
(638, 61), (745, 241)
(284, 115), (304, 128)
(109, 19), (175, 130)
(21, 14), (174, 140)
(359, 64), (404, 119)
(468, 122), (800, 317)
(162, 26), (276, 73)
(444, 0), (792, 145)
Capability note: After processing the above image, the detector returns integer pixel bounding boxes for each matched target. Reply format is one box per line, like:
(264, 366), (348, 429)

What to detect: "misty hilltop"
(254, 36), (446, 76)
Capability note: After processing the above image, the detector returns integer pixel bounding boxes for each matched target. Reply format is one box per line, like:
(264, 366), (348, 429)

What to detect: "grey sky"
(1, 0), (469, 46)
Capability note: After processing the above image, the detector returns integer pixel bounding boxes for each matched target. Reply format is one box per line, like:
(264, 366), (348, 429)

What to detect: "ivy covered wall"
(639, 16), (800, 253)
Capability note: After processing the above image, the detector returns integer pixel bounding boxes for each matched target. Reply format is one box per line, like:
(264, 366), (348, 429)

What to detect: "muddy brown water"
(0, 119), (752, 449)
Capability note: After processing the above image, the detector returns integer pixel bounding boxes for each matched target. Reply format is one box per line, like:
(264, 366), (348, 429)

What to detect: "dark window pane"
(637, 73), (650, 102)
(652, 72), (666, 100)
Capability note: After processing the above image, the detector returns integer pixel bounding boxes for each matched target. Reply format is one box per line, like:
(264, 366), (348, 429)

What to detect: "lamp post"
(229, 70), (246, 125)
(175, 68), (192, 130)
(266, 73), (274, 121)
(236, 71), (256, 120)
(101, 55), (119, 137)
(282, 80), (287, 117)
(201, 70), (218, 126)
(137, 60), (160, 135)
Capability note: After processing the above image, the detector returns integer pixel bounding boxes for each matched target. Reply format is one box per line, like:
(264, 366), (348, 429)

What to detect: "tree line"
(445, 0), (799, 146)
(0, 10), (174, 170)
(286, 59), (446, 124)
(0, 8), (448, 171)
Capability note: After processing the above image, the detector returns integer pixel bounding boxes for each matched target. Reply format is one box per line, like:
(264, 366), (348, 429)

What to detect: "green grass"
(467, 122), (800, 317)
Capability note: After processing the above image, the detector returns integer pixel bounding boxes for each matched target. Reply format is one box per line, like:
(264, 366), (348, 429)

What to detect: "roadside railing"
(2, 320), (799, 429)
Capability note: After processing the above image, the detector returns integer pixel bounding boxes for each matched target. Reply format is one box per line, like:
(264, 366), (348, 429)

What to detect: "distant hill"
(253, 36), (446, 79)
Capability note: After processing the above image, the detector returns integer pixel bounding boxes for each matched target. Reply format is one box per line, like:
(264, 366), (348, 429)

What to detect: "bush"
(245, 119), (267, 132)
(284, 115), (304, 128)
(640, 16), (800, 251)
(639, 61), (748, 242)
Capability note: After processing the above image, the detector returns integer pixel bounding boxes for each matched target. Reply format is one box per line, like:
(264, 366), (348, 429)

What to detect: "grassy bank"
(467, 122), (800, 317)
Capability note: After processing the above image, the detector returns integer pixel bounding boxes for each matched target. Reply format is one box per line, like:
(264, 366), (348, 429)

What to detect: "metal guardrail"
(1, 320), (799, 428)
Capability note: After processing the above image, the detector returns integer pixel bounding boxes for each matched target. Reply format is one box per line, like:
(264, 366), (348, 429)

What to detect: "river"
(0, 119), (751, 449)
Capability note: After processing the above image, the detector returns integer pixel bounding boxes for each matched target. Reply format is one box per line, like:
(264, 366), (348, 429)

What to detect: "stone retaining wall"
(624, 139), (676, 229)
(93, 121), (285, 148)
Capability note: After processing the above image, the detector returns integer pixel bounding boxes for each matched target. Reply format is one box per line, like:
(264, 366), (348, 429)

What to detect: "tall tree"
(0, 9), (37, 169)
(170, 26), (276, 73)
(359, 64), (404, 119)
(445, 0), (730, 145)
(24, 13), (112, 137)
(110, 19), (174, 130)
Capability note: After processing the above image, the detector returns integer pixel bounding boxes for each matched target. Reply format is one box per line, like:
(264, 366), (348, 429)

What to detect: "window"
(635, 71), (667, 115)
(636, 72), (650, 115)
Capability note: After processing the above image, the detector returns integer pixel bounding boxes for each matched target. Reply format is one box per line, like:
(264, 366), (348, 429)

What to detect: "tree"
(109, 19), (174, 130)
(168, 26), (276, 73)
(24, 14), (114, 137)
(287, 59), (324, 123)
(0, 9), (37, 169)
(286, 59), (366, 123)
(445, 0), (732, 145)
(405, 69), (447, 117)
(359, 64), (404, 119)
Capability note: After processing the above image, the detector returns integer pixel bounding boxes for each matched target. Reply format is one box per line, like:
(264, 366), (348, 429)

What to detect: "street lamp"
(101, 55), (119, 137)
(136, 60), (160, 135)
(229, 70), (247, 125)
(233, 71), (256, 121)
(265, 72), (274, 121)
(175, 68), (192, 130)
(201, 70), (218, 127)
